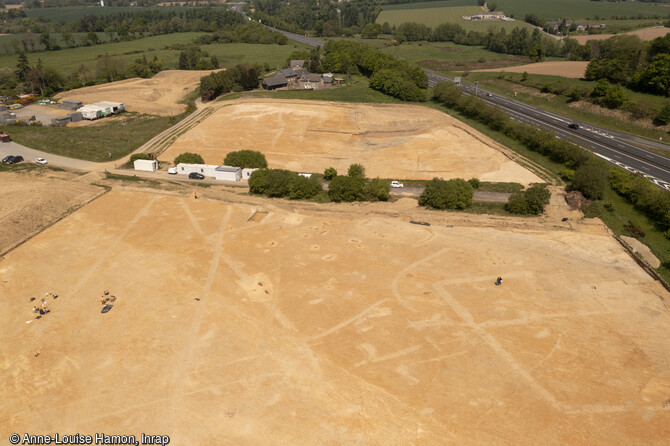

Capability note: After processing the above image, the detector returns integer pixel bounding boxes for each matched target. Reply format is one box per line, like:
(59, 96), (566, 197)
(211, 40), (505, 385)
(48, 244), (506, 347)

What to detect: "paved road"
(391, 187), (511, 202)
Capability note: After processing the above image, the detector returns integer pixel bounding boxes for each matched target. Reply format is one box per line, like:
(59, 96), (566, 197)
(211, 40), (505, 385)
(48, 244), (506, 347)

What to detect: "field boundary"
(614, 235), (670, 302)
(0, 187), (110, 259)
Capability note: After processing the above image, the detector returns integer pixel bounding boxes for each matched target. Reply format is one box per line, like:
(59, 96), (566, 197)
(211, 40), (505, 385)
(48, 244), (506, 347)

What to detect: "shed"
(323, 73), (333, 84)
(59, 100), (83, 111)
(77, 106), (102, 120)
(51, 116), (72, 126)
(94, 101), (125, 114)
(68, 112), (83, 122)
(262, 74), (288, 90)
(134, 159), (158, 172)
(214, 165), (242, 182)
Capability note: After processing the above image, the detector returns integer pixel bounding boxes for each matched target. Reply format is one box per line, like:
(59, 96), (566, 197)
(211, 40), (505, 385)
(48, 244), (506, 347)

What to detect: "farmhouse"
(463, 11), (507, 21)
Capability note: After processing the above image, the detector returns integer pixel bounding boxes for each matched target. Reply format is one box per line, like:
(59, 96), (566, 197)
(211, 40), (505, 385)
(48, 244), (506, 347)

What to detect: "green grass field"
(494, 0), (670, 20)
(376, 1), (536, 32)
(0, 113), (178, 162)
(24, 6), (194, 23)
(0, 34), (308, 75)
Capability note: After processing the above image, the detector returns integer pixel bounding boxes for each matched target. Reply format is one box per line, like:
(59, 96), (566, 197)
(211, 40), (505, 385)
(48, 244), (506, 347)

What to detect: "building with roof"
(262, 74), (288, 90)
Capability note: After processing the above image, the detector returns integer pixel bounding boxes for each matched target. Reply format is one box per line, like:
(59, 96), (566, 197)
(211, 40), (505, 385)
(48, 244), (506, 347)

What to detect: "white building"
(93, 101), (125, 114)
(242, 168), (258, 180)
(134, 159), (158, 172)
(177, 163), (242, 181)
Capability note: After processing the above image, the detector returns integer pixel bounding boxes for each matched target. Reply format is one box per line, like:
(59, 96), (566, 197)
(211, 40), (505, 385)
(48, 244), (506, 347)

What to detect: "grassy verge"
(584, 188), (670, 280)
(464, 72), (670, 141)
(1, 113), (180, 162)
(219, 76), (404, 104)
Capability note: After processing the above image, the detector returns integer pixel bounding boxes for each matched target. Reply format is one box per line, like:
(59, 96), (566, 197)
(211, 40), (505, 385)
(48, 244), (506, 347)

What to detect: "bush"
(505, 184), (551, 215)
(624, 219), (646, 238)
(289, 175), (322, 200)
(224, 150), (268, 168)
(347, 163), (366, 178)
(418, 178), (473, 210)
(265, 169), (296, 198)
(174, 152), (204, 165)
(571, 159), (609, 200)
(468, 177), (480, 189)
(324, 167), (337, 180)
(130, 153), (151, 163)
(433, 81), (462, 107)
(364, 178), (390, 201)
(249, 168), (270, 195)
(328, 175), (366, 202)
(657, 103), (670, 125)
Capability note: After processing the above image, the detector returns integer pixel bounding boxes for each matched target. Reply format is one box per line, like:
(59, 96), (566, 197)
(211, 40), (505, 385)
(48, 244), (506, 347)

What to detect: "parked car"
(568, 123), (580, 130)
(188, 172), (205, 180)
(167, 167), (177, 175)
(391, 181), (404, 188)
(36, 158), (47, 165)
(4, 155), (23, 164)
(0, 131), (10, 142)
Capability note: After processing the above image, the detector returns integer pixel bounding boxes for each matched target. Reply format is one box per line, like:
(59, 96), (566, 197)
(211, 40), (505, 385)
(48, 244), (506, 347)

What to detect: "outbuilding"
(77, 106), (103, 120)
(177, 163), (242, 181)
(214, 165), (242, 182)
(241, 168), (258, 180)
(134, 159), (158, 172)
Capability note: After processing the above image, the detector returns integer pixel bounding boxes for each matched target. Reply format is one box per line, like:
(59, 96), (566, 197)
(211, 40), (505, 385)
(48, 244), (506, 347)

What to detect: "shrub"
(571, 159), (609, 200)
(324, 167), (337, 180)
(418, 178), (473, 210)
(347, 163), (366, 179)
(289, 175), (322, 200)
(624, 219), (646, 238)
(265, 169), (296, 198)
(433, 81), (462, 107)
(249, 168), (270, 195)
(657, 104), (670, 125)
(364, 178), (390, 201)
(505, 184), (551, 215)
(174, 152), (204, 165)
(130, 153), (151, 163)
(328, 175), (366, 202)
(468, 177), (480, 189)
(224, 150), (268, 168)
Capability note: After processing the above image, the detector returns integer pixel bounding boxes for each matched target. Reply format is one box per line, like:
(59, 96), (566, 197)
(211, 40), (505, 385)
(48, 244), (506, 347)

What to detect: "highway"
(427, 72), (670, 190)
(263, 26), (670, 190)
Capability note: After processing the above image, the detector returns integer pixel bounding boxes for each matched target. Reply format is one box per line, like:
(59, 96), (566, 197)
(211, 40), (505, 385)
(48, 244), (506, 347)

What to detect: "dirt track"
(1, 187), (669, 444)
(161, 99), (543, 183)
(475, 61), (589, 79)
(54, 70), (217, 117)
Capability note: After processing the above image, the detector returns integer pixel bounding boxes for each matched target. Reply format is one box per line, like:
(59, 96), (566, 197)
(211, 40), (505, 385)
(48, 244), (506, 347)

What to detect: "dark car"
(568, 123), (580, 130)
(188, 172), (205, 180)
(2, 155), (12, 163)
(8, 155), (23, 164)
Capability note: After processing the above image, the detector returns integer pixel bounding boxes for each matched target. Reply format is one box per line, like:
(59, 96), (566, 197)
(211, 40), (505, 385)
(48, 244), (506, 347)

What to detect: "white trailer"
(177, 163), (241, 181)
(134, 159), (158, 172)
(214, 166), (242, 181)
(77, 106), (102, 120)
(94, 101), (125, 114)
(241, 168), (258, 180)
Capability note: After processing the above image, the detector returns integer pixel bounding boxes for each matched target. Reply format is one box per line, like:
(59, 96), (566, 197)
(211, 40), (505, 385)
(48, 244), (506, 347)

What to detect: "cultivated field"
(55, 70), (213, 116)
(1, 187), (669, 444)
(475, 61), (588, 79)
(571, 26), (670, 44)
(162, 99), (542, 183)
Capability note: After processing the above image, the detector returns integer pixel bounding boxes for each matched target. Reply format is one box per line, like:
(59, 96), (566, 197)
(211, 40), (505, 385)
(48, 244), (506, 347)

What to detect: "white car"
(391, 181), (404, 188)
(36, 158), (47, 165)
(167, 167), (177, 175)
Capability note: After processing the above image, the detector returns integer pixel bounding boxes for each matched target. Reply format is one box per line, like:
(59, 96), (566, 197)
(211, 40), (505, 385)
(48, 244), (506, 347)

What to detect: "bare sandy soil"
(161, 99), (543, 183)
(54, 70), (216, 117)
(1, 187), (669, 445)
(475, 61), (589, 79)
(571, 26), (670, 44)
(0, 170), (103, 254)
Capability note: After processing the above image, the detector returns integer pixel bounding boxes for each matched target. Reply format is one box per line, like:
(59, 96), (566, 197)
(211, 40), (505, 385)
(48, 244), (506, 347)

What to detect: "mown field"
(0, 33), (308, 74)
(494, 0), (670, 20)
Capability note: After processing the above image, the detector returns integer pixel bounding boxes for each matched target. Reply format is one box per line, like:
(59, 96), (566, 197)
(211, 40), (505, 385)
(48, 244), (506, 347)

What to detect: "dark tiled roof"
(279, 68), (297, 78)
(300, 73), (322, 82)
(290, 60), (305, 68)
(262, 74), (288, 87)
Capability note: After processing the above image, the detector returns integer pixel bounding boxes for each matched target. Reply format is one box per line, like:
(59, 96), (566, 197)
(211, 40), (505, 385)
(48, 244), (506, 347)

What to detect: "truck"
(0, 131), (10, 142)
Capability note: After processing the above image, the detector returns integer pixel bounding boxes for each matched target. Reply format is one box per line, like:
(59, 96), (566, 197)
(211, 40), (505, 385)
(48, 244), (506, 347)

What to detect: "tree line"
(322, 39), (428, 101)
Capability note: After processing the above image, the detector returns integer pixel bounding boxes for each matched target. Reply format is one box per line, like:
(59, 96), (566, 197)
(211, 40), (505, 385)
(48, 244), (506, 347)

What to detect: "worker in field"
(100, 296), (106, 304)
(194, 192), (198, 200)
